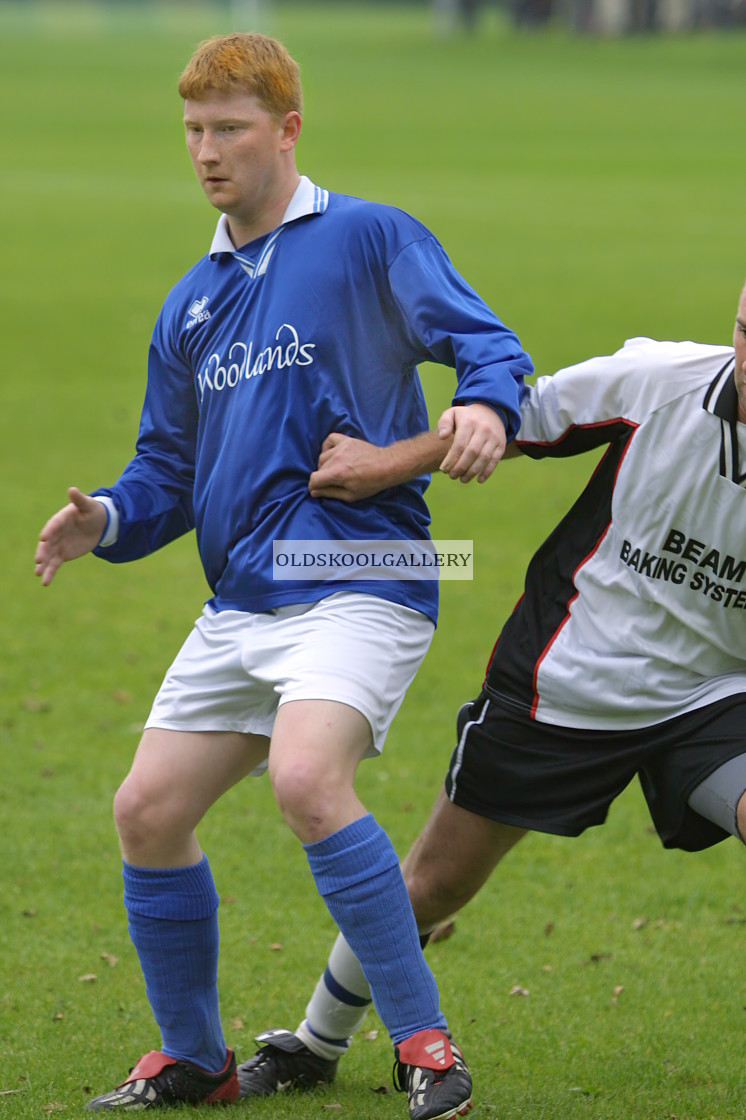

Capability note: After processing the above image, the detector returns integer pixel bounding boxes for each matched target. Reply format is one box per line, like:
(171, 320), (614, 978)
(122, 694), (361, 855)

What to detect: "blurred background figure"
(628, 0), (659, 29)
(691, 0), (746, 24)
(562, 0), (746, 32)
(228, 0), (272, 31)
(433, 0), (485, 33)
(508, 0), (555, 28)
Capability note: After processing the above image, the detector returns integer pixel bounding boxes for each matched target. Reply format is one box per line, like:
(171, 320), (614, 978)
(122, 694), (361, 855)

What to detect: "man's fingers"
(68, 486), (85, 509)
(35, 548), (60, 586)
(319, 432), (346, 455)
(310, 486), (352, 502)
(476, 445), (504, 483)
(317, 433), (352, 471)
(436, 404), (507, 482)
(308, 471), (353, 501)
(309, 467), (347, 496)
(436, 408), (456, 439)
(440, 436), (480, 479)
(68, 485), (97, 513)
(440, 437), (504, 482)
(39, 558), (60, 587)
(459, 443), (502, 484)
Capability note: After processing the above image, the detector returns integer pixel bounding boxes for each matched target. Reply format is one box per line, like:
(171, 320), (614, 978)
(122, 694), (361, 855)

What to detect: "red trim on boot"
(120, 1049), (238, 1103)
(204, 1052), (239, 1102)
(395, 1029), (455, 1070)
(123, 1052), (178, 1084)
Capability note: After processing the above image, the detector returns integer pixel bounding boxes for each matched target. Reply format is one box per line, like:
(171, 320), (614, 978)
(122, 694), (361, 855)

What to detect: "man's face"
(733, 285), (746, 424)
(183, 91), (295, 231)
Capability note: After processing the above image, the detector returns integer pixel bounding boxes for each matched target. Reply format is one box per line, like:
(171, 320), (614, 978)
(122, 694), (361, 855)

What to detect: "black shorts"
(444, 689), (746, 851)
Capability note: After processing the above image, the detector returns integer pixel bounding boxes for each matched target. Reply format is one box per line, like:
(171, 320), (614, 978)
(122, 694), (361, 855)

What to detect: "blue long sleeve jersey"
(93, 177), (532, 624)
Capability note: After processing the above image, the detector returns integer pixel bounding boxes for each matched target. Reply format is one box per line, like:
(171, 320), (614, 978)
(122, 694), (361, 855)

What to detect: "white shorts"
(145, 592), (434, 771)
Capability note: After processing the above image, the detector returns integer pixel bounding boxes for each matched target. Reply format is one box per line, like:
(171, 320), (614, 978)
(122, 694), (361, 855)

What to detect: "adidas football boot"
(393, 1029), (473, 1120)
(85, 1049), (238, 1110)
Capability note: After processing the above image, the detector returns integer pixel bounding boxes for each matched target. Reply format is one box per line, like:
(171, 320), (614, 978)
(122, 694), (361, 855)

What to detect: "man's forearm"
(380, 429), (452, 485)
(309, 415), (520, 505)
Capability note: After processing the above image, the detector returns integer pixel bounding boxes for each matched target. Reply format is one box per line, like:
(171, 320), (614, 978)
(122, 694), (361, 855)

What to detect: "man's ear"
(280, 110), (302, 150)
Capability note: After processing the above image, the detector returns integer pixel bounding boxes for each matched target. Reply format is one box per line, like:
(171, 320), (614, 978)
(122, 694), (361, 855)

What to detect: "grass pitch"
(1, 3), (745, 1118)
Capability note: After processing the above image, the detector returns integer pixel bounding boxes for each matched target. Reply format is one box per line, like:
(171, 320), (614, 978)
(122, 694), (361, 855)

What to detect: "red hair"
(178, 33), (302, 117)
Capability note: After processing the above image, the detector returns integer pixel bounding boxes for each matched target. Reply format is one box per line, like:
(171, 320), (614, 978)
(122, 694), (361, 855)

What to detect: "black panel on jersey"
(518, 417), (636, 460)
(485, 426), (636, 713)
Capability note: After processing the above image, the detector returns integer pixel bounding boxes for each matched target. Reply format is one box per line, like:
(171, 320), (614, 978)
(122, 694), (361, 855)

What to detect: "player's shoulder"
(611, 336), (733, 390)
(617, 336), (731, 361)
(532, 337), (735, 429)
(615, 336), (731, 366)
(326, 190), (432, 243)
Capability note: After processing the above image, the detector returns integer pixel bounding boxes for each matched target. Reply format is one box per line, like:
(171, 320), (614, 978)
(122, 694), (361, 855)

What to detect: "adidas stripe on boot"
(393, 1029), (473, 1120)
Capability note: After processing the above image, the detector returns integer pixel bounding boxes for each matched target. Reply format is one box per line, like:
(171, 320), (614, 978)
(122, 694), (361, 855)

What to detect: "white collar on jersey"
(208, 175), (329, 259)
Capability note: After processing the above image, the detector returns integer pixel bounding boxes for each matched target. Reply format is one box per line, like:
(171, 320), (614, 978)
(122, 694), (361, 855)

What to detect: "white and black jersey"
(487, 338), (746, 731)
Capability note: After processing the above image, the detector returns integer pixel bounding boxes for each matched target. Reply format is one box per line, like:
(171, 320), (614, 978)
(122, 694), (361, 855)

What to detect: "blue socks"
(122, 856), (227, 1073)
(304, 814), (447, 1045)
(123, 818), (446, 1065)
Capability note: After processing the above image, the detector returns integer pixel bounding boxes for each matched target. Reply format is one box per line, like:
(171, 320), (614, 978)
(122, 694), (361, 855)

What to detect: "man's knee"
(269, 752), (345, 842)
(402, 796), (527, 927)
(114, 776), (157, 842)
(268, 702), (369, 842)
(113, 772), (190, 851)
(404, 863), (475, 928)
(270, 754), (318, 817)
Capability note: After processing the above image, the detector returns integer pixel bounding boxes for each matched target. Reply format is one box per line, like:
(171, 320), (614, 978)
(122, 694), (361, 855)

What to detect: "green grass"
(2, 3), (745, 1117)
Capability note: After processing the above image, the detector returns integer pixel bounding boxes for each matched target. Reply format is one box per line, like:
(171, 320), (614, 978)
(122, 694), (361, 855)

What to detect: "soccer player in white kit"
(237, 281), (746, 1100)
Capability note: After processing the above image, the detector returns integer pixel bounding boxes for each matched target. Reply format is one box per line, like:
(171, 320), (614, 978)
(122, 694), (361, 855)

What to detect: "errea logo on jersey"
(186, 296), (211, 329)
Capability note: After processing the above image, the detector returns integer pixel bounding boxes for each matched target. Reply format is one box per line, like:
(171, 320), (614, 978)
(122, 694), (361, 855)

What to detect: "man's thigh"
(123, 727), (271, 828)
(144, 609), (282, 749)
(115, 728), (271, 865)
(445, 690), (746, 851)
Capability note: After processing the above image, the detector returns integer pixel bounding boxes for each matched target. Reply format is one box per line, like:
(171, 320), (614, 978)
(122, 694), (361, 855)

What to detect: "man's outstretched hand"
(35, 487), (107, 586)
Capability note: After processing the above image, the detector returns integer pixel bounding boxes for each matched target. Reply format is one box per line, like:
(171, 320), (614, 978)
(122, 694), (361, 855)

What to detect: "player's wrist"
(92, 495), (120, 547)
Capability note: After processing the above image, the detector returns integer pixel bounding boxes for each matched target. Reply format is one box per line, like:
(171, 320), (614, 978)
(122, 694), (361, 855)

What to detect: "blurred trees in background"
(433, 0), (746, 32)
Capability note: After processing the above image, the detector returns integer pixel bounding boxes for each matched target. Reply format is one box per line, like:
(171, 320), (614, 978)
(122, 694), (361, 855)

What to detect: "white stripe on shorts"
(448, 698), (491, 803)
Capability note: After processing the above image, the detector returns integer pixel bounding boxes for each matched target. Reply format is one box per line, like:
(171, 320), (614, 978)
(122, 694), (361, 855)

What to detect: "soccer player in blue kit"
(34, 31), (532, 1119)
(237, 283), (746, 1105)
